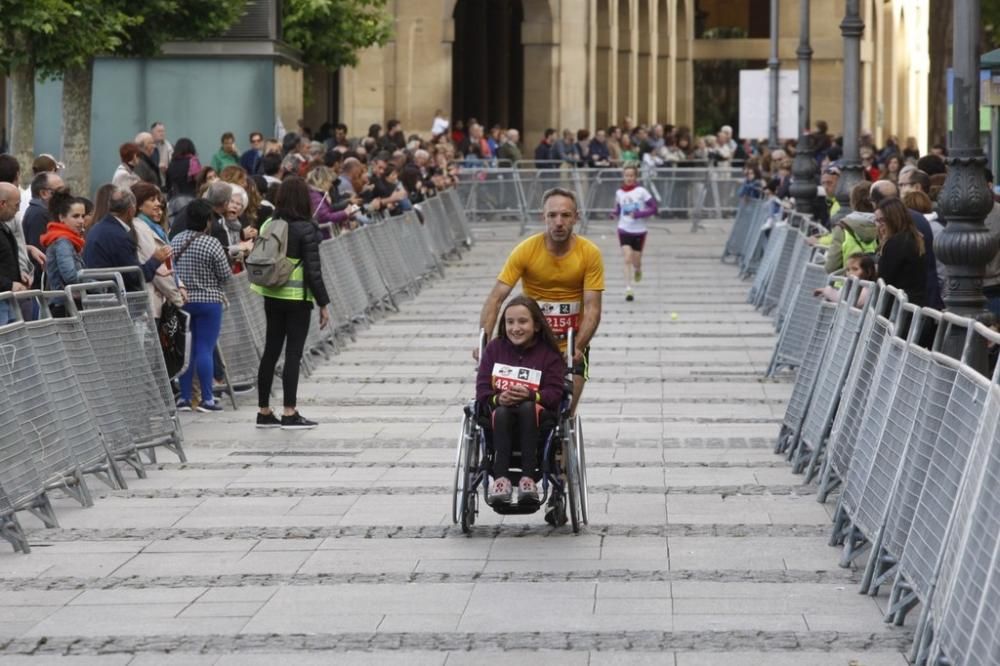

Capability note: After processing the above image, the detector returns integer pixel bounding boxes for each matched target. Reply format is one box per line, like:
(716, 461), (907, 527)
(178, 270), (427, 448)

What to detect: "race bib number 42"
(538, 300), (581, 337)
(492, 363), (542, 392)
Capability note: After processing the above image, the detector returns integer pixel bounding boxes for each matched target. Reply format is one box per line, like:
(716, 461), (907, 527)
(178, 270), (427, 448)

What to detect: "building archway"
(451, 0), (524, 132)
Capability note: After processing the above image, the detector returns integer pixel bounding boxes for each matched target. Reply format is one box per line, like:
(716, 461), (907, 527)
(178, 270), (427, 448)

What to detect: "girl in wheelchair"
(476, 295), (567, 504)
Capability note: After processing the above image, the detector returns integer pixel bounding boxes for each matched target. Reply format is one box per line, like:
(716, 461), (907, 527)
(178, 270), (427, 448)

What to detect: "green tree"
(0, 0), (81, 181)
(59, 0), (245, 192)
(283, 0), (393, 70)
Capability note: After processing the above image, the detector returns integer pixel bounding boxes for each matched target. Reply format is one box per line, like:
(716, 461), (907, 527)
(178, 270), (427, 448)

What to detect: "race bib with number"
(491, 363), (542, 392)
(537, 300), (581, 338)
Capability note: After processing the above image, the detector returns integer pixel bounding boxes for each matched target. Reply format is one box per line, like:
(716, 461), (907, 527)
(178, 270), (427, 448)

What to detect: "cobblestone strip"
(187, 437), (779, 449)
(25, 523), (833, 542)
(291, 395), (786, 405)
(0, 630), (915, 656)
(205, 412), (783, 422)
(153, 460), (792, 470)
(0, 568), (862, 592)
(87, 484), (819, 500)
(309, 367), (775, 378)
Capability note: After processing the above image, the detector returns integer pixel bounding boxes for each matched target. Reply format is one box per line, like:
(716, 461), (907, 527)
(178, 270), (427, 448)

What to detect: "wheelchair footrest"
(489, 499), (542, 515)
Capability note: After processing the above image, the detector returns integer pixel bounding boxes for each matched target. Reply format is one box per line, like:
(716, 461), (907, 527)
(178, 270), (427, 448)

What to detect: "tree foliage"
(283, 0), (393, 70)
(0, 0), (244, 78)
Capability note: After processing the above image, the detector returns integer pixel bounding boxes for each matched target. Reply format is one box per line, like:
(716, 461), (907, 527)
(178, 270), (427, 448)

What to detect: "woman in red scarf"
(40, 189), (87, 317)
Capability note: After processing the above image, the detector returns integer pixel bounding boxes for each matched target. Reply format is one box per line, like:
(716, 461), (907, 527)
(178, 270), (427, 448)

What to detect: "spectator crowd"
(3, 110), (1000, 418)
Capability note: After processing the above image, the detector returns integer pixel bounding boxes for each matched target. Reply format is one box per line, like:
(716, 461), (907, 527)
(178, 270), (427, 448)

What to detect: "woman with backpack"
(251, 176), (331, 430)
(824, 181), (879, 274)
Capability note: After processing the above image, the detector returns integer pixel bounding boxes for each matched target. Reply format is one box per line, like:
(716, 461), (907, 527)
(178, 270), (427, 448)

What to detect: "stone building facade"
(306, 0), (930, 150)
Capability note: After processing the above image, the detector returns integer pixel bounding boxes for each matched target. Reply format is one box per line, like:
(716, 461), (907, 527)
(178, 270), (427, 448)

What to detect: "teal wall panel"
(90, 57), (275, 192)
(29, 57), (277, 195)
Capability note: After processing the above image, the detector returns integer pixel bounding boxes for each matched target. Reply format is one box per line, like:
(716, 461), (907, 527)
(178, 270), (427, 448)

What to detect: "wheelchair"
(452, 328), (589, 534)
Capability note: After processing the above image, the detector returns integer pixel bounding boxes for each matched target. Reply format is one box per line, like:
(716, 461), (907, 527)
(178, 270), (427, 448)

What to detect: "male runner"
(477, 187), (604, 415)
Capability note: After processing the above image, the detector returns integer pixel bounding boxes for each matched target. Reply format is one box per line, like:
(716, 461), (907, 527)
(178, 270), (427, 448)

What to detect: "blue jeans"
(179, 301), (224, 403)
(0, 300), (10, 326)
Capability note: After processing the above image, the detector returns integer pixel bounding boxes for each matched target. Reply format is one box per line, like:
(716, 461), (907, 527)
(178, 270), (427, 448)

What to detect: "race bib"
(537, 300), (581, 338)
(492, 363), (542, 392)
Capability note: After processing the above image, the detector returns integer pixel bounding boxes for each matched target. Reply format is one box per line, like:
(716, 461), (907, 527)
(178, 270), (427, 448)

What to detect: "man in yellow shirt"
(478, 187), (605, 415)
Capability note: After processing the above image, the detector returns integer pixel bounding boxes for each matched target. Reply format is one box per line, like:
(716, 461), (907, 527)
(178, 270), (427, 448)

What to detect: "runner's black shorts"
(617, 229), (647, 252)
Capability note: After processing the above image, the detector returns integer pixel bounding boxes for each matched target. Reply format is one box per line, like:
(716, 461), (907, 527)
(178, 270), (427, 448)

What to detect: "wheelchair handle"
(566, 328), (575, 368)
(478, 328), (486, 367)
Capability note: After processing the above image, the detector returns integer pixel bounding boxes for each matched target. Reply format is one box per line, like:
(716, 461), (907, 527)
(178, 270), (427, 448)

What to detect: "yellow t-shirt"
(496, 233), (605, 344)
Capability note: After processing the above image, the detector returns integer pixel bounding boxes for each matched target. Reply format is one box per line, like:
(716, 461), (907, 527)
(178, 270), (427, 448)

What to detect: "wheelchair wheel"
(574, 415), (589, 525)
(461, 487), (476, 534)
(452, 411), (474, 524)
(565, 432), (581, 533)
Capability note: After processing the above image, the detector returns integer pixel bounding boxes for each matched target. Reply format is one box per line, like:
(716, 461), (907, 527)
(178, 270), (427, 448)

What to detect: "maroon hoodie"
(476, 336), (567, 412)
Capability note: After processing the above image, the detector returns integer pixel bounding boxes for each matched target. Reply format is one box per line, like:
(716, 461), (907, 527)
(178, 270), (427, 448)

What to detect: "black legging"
(492, 401), (541, 482)
(257, 296), (312, 409)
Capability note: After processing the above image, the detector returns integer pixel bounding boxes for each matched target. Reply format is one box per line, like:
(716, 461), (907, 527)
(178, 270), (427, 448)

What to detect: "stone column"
(647, 0), (659, 124)
(937, 0), (998, 367)
(832, 0), (864, 221)
(609, 0), (620, 125)
(767, 0), (780, 149)
(588, 0), (598, 131)
(790, 0), (817, 214)
(666, 0), (677, 123)
(629, 0), (640, 121)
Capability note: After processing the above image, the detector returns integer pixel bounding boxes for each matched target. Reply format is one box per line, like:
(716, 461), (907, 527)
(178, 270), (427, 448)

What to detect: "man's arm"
(479, 280), (514, 341)
(575, 289), (603, 358)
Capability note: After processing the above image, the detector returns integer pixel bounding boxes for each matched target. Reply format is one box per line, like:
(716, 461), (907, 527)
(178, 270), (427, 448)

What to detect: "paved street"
(0, 217), (910, 665)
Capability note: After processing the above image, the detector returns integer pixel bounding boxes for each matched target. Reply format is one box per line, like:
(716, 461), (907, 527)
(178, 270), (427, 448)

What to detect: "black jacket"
(135, 153), (162, 187)
(285, 217), (330, 308)
(0, 222), (20, 292)
(22, 198), (50, 287)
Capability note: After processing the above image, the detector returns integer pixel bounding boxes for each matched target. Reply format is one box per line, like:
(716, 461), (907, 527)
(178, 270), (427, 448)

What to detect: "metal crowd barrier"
(0, 188), (471, 554)
(735, 179), (1000, 664)
(453, 163), (742, 234)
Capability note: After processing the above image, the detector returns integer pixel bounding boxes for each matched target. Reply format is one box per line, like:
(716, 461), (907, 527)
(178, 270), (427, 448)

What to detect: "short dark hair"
(903, 168), (931, 193)
(335, 123), (348, 133)
(150, 121), (164, 131)
(386, 119), (401, 132)
(221, 131), (235, 143)
(249, 131), (263, 142)
(30, 172), (55, 198)
(260, 152), (282, 176)
(544, 128), (557, 140)
(541, 186), (578, 211)
(0, 154), (20, 184)
(274, 176), (313, 222)
(916, 154), (946, 176)
(185, 198), (215, 232)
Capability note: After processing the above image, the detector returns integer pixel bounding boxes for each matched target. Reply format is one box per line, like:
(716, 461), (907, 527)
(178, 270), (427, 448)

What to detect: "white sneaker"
(625, 287), (634, 302)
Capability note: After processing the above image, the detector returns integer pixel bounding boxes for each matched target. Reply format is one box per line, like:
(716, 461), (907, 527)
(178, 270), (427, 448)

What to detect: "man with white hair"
(497, 129), (522, 164)
(134, 132), (162, 187)
(716, 125), (737, 162)
(151, 122), (173, 176)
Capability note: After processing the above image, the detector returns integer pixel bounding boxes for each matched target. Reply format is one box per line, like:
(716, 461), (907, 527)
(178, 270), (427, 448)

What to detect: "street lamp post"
(790, 0), (817, 215)
(937, 0), (998, 367)
(768, 0), (780, 149)
(832, 0), (864, 221)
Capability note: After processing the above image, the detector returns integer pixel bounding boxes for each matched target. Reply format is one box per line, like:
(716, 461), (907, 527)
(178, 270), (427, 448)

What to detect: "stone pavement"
(0, 217), (910, 665)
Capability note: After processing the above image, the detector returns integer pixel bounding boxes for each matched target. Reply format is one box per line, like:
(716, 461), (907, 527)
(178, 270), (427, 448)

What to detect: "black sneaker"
(195, 400), (224, 413)
(281, 412), (318, 430)
(256, 412), (281, 429)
